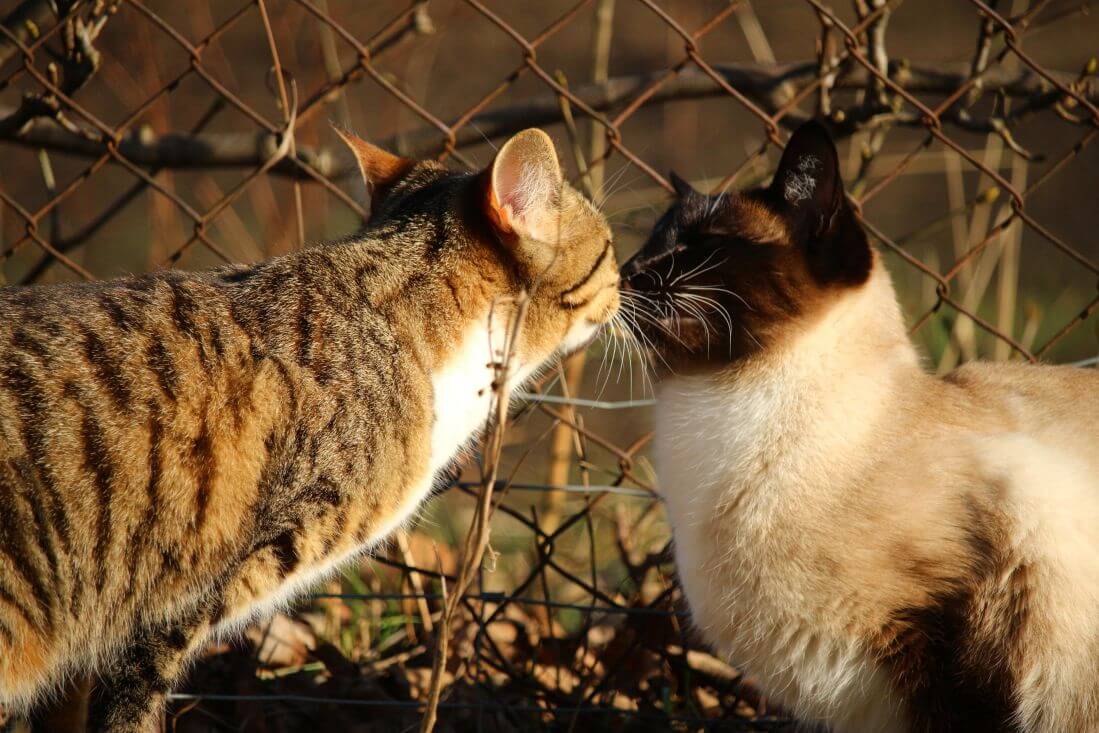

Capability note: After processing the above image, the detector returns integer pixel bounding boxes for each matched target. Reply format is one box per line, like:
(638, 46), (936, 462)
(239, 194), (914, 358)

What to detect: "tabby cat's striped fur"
(0, 128), (620, 731)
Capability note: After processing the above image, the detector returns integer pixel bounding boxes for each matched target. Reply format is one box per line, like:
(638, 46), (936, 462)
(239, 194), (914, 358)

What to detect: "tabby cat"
(622, 121), (1099, 732)
(0, 127), (620, 731)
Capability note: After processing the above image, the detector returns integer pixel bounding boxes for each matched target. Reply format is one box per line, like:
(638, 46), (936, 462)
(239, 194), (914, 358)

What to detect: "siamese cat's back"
(944, 361), (1099, 478)
(945, 360), (1099, 427)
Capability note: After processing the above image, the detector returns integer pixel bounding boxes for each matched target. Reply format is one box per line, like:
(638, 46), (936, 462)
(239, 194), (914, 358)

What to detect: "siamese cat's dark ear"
(333, 125), (413, 196)
(484, 128), (564, 245)
(769, 120), (843, 239)
(670, 171), (699, 200)
(770, 120), (872, 284)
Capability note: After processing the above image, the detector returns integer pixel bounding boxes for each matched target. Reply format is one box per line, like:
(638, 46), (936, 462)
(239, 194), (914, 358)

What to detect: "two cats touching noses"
(0, 118), (1096, 733)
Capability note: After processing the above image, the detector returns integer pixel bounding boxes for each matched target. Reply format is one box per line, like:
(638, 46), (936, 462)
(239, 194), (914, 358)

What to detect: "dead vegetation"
(164, 559), (789, 732)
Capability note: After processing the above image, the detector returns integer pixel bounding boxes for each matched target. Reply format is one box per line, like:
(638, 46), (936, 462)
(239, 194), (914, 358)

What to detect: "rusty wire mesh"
(1, 0), (1098, 730)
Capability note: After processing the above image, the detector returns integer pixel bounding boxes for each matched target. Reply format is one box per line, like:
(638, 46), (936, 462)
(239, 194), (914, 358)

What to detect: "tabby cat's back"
(0, 127), (620, 731)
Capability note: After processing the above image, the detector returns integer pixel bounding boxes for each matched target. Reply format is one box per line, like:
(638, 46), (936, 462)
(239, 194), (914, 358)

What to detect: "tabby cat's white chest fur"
(378, 310), (591, 540)
(374, 317), (508, 542)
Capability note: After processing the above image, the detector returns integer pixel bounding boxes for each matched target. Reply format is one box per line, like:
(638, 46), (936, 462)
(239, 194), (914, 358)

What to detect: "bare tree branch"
(1, 61), (1093, 179)
(0, 0), (82, 68)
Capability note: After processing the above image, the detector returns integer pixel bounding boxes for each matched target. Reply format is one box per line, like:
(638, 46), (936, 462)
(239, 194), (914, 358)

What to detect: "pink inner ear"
(485, 182), (514, 235)
(490, 131), (563, 241)
(496, 161), (532, 216)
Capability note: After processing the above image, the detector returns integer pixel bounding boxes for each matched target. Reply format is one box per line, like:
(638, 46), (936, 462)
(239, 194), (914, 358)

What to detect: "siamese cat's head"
(620, 121), (872, 371)
(336, 127), (619, 369)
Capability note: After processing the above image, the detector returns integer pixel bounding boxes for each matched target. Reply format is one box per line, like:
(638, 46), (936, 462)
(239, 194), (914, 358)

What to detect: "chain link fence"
(1, 0), (1097, 730)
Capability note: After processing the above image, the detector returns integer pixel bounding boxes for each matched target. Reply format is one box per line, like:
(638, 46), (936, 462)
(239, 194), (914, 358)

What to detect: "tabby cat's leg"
(86, 615), (208, 733)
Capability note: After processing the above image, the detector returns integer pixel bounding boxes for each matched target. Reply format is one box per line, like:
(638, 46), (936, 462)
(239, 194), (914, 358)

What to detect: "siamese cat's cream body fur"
(657, 261), (1099, 731)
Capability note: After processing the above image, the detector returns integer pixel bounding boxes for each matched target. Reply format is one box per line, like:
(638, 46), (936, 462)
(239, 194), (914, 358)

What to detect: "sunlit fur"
(0, 128), (619, 730)
(624, 122), (1099, 732)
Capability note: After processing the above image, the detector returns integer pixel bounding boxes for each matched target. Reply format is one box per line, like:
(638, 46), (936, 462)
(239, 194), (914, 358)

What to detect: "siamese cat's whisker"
(681, 292), (735, 353)
(681, 284), (752, 311)
(672, 256), (729, 288)
(637, 269), (659, 290)
(675, 299), (714, 354)
(740, 324), (763, 351)
(675, 290), (730, 321)
(638, 302), (688, 349)
(677, 292), (734, 343)
(671, 293), (712, 338)
(670, 250), (723, 287)
(625, 290), (673, 338)
(663, 250), (680, 293)
(657, 309), (689, 345)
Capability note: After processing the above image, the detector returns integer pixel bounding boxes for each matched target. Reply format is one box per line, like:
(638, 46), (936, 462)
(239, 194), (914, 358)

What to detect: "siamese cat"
(621, 121), (1099, 732)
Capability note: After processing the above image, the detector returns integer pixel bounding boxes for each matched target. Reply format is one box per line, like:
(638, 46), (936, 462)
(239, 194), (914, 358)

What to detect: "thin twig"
(420, 293), (531, 733)
(257, 0), (304, 249)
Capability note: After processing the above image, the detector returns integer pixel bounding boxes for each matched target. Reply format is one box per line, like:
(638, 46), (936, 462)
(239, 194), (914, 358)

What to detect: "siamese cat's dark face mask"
(620, 120), (872, 368)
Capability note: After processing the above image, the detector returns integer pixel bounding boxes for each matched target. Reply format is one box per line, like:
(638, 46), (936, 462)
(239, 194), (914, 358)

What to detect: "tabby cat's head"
(337, 127), (619, 370)
(620, 121), (873, 372)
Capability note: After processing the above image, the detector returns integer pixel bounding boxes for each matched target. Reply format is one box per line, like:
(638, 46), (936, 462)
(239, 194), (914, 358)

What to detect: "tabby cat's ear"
(333, 126), (413, 196)
(485, 128), (564, 245)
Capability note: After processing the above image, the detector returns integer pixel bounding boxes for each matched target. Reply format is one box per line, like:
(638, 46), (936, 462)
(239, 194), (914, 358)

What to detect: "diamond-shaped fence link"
(1, 1), (1096, 730)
